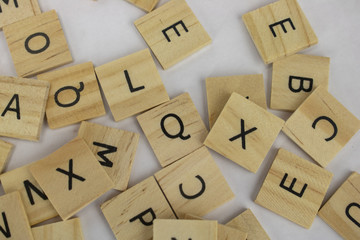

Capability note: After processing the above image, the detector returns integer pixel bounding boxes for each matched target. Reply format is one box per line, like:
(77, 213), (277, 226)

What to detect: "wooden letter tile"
(255, 148), (333, 228)
(283, 86), (360, 167)
(125, 0), (159, 12)
(205, 92), (284, 173)
(29, 138), (113, 220)
(32, 218), (84, 240)
(154, 146), (234, 218)
(319, 172), (360, 240)
(153, 219), (217, 240)
(134, 0), (211, 69)
(78, 121), (139, 191)
(3, 10), (73, 77)
(0, 139), (13, 173)
(38, 62), (105, 129)
(0, 76), (49, 141)
(101, 176), (176, 240)
(226, 209), (270, 240)
(242, 0), (318, 64)
(206, 74), (267, 128)
(0, 191), (34, 240)
(185, 214), (247, 240)
(271, 54), (330, 111)
(0, 0), (40, 29)
(95, 49), (169, 121)
(137, 93), (208, 167)
(1, 162), (58, 225)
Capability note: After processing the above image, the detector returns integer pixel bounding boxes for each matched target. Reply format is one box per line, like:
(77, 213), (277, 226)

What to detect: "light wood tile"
(137, 93), (208, 167)
(0, 139), (13, 173)
(0, 0), (40, 29)
(0, 76), (49, 141)
(283, 86), (360, 167)
(242, 0), (318, 64)
(101, 176), (176, 240)
(134, 0), (211, 69)
(255, 148), (333, 228)
(95, 49), (169, 121)
(205, 92), (284, 173)
(3, 10), (72, 77)
(32, 218), (84, 240)
(125, 0), (159, 12)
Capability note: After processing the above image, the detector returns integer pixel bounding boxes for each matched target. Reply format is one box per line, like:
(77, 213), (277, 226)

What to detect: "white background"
(1, 0), (360, 239)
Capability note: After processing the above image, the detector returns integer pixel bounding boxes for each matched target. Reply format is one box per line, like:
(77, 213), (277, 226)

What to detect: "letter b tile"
(283, 86), (360, 167)
(101, 176), (176, 240)
(255, 148), (333, 228)
(137, 93), (208, 167)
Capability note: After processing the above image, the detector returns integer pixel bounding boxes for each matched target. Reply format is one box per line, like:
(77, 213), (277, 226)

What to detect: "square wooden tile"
(319, 172), (360, 240)
(1, 162), (58, 225)
(153, 219), (217, 240)
(0, 76), (49, 141)
(78, 121), (139, 191)
(206, 74), (267, 128)
(242, 0), (318, 64)
(30, 138), (113, 220)
(283, 86), (360, 167)
(0, 139), (13, 173)
(38, 62), (106, 129)
(134, 0), (211, 69)
(0, 192), (34, 240)
(32, 218), (85, 240)
(3, 10), (73, 77)
(0, 0), (40, 29)
(101, 176), (176, 240)
(226, 209), (270, 240)
(125, 0), (159, 12)
(271, 54), (330, 111)
(95, 49), (169, 121)
(185, 214), (247, 240)
(154, 146), (234, 218)
(137, 93), (208, 167)
(255, 148), (333, 228)
(205, 92), (284, 173)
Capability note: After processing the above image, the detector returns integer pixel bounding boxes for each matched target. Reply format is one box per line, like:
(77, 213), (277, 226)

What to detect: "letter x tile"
(30, 138), (113, 220)
(205, 92), (284, 173)
(134, 0), (211, 69)
(283, 86), (360, 167)
(255, 148), (333, 228)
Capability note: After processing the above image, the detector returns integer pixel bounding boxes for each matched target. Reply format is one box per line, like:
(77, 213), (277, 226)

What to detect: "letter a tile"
(1, 162), (58, 225)
(3, 10), (73, 77)
(37, 62), (105, 129)
(32, 218), (85, 240)
(0, 139), (13, 173)
(95, 49), (169, 121)
(137, 93), (208, 167)
(153, 219), (217, 240)
(319, 172), (360, 240)
(134, 0), (211, 69)
(30, 138), (113, 220)
(271, 54), (330, 111)
(283, 86), (360, 167)
(205, 92), (284, 173)
(0, 0), (41, 29)
(255, 148), (333, 228)
(78, 121), (139, 191)
(154, 146), (234, 218)
(0, 192), (34, 240)
(0, 76), (49, 141)
(242, 0), (318, 64)
(101, 176), (176, 240)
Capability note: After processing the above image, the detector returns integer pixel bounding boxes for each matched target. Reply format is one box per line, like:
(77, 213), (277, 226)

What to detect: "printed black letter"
(56, 159), (86, 191)
(93, 142), (117, 168)
(312, 116), (338, 141)
(279, 173), (307, 198)
(24, 32), (50, 54)
(129, 208), (156, 226)
(0, 0), (18, 13)
(0, 212), (11, 238)
(269, 18), (296, 37)
(24, 180), (48, 205)
(162, 20), (189, 42)
(179, 175), (206, 199)
(160, 113), (191, 140)
(1, 94), (20, 120)
(288, 76), (313, 93)
(345, 202), (360, 228)
(124, 70), (145, 93)
(229, 119), (257, 150)
(54, 82), (84, 108)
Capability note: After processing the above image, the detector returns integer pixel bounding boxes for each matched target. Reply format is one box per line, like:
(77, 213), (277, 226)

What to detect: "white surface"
(0, 0), (359, 239)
